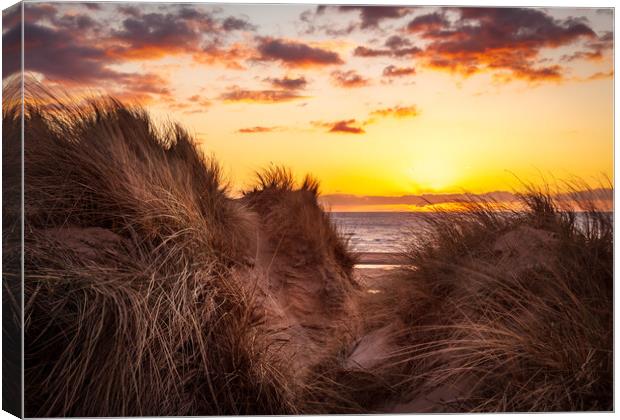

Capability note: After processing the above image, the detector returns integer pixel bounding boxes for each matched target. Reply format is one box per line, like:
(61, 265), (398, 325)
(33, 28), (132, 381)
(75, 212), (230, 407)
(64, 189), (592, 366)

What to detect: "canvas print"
(1, 2), (614, 417)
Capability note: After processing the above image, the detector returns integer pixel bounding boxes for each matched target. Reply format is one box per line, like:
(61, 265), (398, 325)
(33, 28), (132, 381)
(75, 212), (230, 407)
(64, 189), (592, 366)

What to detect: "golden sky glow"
(3, 3), (614, 210)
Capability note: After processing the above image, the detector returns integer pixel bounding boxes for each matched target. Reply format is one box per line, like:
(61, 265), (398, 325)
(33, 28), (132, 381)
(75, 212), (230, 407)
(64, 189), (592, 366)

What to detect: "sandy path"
(344, 266), (407, 371)
(352, 266), (472, 413)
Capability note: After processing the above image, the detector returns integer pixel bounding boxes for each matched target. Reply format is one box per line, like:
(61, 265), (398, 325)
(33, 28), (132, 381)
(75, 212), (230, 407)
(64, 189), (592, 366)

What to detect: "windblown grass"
(390, 185), (613, 412)
(7, 86), (355, 416)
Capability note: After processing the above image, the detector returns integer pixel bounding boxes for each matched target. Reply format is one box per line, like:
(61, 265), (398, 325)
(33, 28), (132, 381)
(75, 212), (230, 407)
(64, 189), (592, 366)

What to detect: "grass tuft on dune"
(386, 185), (613, 412)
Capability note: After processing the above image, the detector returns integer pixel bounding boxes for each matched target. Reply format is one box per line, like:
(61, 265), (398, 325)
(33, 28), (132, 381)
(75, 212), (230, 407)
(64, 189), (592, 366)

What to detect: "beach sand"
(356, 252), (409, 265)
(346, 264), (407, 371)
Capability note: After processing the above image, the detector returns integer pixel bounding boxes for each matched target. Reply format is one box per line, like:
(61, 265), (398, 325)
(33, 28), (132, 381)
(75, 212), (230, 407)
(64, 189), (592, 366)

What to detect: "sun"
(408, 157), (461, 192)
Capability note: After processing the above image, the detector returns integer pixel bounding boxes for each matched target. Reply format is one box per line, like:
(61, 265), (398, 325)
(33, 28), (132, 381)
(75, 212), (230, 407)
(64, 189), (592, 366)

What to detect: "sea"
(329, 211), (611, 254)
(329, 212), (428, 254)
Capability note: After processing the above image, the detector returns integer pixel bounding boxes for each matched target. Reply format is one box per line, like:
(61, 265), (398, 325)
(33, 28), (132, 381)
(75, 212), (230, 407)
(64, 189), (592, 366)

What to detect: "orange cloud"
(313, 119), (366, 134)
(370, 105), (420, 119)
(329, 119), (365, 134)
(193, 43), (253, 69)
(313, 103), (420, 135)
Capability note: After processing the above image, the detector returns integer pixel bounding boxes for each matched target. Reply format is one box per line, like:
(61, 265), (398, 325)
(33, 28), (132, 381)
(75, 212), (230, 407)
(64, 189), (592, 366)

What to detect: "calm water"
(329, 212), (428, 253)
(329, 211), (611, 254)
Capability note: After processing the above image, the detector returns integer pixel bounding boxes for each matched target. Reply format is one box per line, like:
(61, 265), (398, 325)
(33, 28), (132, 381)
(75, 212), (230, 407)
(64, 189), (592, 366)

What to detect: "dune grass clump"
(243, 166), (356, 274)
(8, 89), (303, 417)
(392, 186), (612, 412)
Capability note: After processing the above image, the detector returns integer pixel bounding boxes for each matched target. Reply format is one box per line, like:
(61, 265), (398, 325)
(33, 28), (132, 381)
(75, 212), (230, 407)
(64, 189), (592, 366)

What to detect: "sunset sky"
(2, 3), (614, 210)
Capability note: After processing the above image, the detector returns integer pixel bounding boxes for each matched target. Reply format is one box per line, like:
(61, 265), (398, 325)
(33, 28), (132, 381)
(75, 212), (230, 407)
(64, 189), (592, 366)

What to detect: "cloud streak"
(236, 126), (284, 133)
(320, 188), (613, 210)
(220, 87), (306, 103)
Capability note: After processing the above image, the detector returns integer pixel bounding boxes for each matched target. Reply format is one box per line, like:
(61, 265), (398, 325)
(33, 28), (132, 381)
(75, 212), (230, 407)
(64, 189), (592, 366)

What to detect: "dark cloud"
(562, 31), (613, 62)
(402, 7), (598, 81)
(384, 35), (412, 49)
(353, 45), (421, 58)
(353, 46), (391, 58)
(266, 76), (308, 90)
(406, 12), (448, 33)
(4, 3), (58, 28)
(19, 3), (102, 32)
(2, 4), (21, 31)
(17, 23), (115, 82)
(353, 35), (421, 58)
(107, 6), (257, 63)
(2, 20), (172, 102)
(6, 4), (332, 107)
(52, 13), (99, 31)
(255, 38), (343, 67)
(331, 70), (370, 88)
(222, 16), (256, 31)
(383, 65), (417, 77)
(2, 4), (22, 80)
(25, 3), (58, 22)
(109, 8), (216, 58)
(118, 6), (141, 17)
(299, 8), (358, 36)
(220, 87), (305, 103)
(323, 6), (413, 29)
